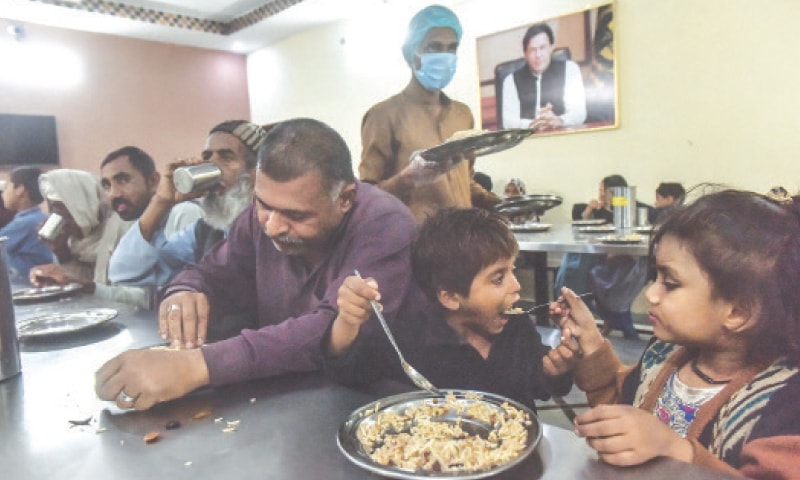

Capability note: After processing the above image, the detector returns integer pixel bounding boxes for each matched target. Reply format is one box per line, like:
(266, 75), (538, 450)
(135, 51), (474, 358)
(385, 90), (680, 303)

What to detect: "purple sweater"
(164, 182), (416, 386)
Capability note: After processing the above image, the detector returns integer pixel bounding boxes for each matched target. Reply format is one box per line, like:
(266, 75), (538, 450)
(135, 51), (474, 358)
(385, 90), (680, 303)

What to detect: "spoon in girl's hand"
(504, 292), (593, 315)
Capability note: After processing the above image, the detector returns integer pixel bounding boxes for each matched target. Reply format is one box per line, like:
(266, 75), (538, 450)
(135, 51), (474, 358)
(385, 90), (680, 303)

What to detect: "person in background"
(504, 178), (526, 198)
(359, 4), (498, 223)
(0, 167), (53, 282)
(0, 183), (15, 230)
(94, 118), (418, 411)
(651, 182), (685, 224)
(30, 147), (179, 308)
(472, 171), (493, 193)
(580, 174), (627, 222)
(324, 208), (574, 411)
(108, 121), (266, 290)
(560, 174), (649, 339)
(502, 23), (587, 131)
(550, 190), (800, 477)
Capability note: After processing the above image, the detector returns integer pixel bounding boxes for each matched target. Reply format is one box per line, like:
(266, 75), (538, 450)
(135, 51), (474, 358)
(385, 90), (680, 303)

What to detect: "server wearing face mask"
(358, 5), (499, 224)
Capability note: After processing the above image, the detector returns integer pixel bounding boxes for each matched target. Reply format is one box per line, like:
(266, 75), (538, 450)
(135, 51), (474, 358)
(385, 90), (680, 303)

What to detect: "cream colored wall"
(0, 23), (250, 180)
(248, 0), (800, 222)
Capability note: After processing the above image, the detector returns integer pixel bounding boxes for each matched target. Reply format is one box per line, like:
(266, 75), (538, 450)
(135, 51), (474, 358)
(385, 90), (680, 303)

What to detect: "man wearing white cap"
(108, 120), (267, 290)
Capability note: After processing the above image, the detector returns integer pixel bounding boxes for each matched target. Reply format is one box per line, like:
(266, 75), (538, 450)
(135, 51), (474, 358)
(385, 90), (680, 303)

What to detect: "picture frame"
(476, 2), (618, 135)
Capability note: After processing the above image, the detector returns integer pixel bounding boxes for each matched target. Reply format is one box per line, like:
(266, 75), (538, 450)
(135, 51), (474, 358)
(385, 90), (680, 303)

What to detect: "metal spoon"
(504, 292), (594, 315)
(353, 270), (441, 396)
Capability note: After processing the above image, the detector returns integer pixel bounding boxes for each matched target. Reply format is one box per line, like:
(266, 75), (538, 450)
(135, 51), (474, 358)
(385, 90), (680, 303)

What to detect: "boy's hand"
(549, 287), (605, 357)
(574, 404), (694, 466)
(542, 327), (581, 376)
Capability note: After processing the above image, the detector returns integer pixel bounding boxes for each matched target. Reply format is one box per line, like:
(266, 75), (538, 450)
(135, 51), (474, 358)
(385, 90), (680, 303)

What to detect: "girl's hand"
(574, 404), (694, 466)
(549, 287), (605, 357)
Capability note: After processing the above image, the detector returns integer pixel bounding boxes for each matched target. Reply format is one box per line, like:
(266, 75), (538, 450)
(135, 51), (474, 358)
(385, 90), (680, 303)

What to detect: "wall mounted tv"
(0, 114), (60, 167)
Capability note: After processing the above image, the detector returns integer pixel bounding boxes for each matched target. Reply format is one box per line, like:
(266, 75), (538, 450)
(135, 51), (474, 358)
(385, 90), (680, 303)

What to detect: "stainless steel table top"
(1, 292), (733, 480)
(515, 223), (651, 256)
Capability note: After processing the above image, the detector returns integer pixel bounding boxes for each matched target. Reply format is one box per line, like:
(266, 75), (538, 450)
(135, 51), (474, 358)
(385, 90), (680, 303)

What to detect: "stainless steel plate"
(598, 235), (645, 245)
(510, 222), (551, 233)
(495, 195), (563, 217)
(571, 219), (607, 226)
(12, 282), (83, 303)
(576, 225), (616, 233)
(338, 390), (541, 479)
(17, 308), (118, 338)
(420, 129), (535, 164)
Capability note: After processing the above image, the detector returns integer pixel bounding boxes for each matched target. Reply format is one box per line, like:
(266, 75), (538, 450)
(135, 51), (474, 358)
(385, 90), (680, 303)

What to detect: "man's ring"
(167, 304), (180, 313)
(118, 390), (136, 404)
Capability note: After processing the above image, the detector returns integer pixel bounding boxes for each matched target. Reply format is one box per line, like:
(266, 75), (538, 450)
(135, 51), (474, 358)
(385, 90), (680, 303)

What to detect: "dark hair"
(257, 118), (355, 193)
(100, 146), (155, 178)
(522, 23), (554, 51)
(650, 190), (800, 364)
(656, 182), (686, 203)
(473, 171), (493, 192)
(412, 208), (519, 301)
(602, 174), (627, 190)
(10, 167), (44, 204)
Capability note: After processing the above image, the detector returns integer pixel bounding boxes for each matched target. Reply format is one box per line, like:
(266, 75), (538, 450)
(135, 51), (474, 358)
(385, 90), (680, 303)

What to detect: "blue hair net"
(401, 5), (463, 67)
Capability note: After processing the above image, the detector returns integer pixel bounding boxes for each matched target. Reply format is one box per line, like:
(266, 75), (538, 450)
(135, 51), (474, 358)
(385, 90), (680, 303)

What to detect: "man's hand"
(29, 264), (88, 288)
(401, 151), (455, 187)
(155, 159), (206, 205)
(95, 348), (210, 411)
(574, 404), (694, 466)
(138, 158), (206, 241)
(159, 291), (210, 349)
(534, 103), (565, 131)
(328, 275), (381, 356)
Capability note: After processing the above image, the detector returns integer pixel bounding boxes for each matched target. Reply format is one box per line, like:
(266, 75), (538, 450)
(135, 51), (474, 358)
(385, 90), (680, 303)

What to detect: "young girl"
(551, 189), (800, 478)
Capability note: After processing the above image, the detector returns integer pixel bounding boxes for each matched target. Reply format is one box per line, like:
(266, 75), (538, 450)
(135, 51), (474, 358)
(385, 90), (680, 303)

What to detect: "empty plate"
(12, 282), (84, 303)
(510, 223), (552, 233)
(17, 308), (118, 338)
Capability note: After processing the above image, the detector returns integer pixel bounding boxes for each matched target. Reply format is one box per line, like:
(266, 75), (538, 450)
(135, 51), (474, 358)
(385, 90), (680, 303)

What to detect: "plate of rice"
(338, 390), (541, 479)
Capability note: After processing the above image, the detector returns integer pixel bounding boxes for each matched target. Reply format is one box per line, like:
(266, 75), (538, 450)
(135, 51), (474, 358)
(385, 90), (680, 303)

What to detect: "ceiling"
(0, 0), (399, 54)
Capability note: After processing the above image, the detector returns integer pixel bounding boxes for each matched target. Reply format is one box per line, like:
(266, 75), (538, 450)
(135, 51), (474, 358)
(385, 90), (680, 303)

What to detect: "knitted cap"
(209, 120), (268, 154)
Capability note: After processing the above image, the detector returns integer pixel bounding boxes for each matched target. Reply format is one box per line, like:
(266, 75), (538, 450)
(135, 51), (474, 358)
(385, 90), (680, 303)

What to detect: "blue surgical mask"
(414, 52), (457, 91)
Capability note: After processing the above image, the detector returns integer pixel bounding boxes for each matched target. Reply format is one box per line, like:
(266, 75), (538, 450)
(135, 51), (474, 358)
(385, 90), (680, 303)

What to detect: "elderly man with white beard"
(108, 121), (267, 296)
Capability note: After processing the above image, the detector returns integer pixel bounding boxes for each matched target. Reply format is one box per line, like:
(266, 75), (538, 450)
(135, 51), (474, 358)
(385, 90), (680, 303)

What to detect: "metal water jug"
(0, 237), (21, 381)
(611, 186), (636, 236)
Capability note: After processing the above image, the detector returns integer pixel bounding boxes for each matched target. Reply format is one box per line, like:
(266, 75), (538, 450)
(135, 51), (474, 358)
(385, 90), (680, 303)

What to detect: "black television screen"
(0, 114), (60, 167)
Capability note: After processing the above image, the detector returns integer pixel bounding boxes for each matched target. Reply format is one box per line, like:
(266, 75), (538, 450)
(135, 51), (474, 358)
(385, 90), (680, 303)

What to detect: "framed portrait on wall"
(476, 2), (617, 135)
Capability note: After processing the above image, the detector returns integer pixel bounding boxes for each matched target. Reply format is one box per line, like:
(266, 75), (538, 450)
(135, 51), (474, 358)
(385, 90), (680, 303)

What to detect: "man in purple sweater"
(96, 118), (417, 411)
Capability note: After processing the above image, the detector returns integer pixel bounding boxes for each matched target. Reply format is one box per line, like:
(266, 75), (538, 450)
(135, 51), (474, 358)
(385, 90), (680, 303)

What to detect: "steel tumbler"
(173, 164), (222, 194)
(38, 213), (64, 241)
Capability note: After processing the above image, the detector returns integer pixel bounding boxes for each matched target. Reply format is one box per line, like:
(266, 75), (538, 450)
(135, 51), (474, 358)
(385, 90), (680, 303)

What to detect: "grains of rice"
(356, 392), (531, 473)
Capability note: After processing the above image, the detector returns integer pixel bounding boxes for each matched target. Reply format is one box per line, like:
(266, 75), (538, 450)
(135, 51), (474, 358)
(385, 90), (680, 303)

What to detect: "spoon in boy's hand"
(504, 292), (594, 315)
(353, 270), (441, 396)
